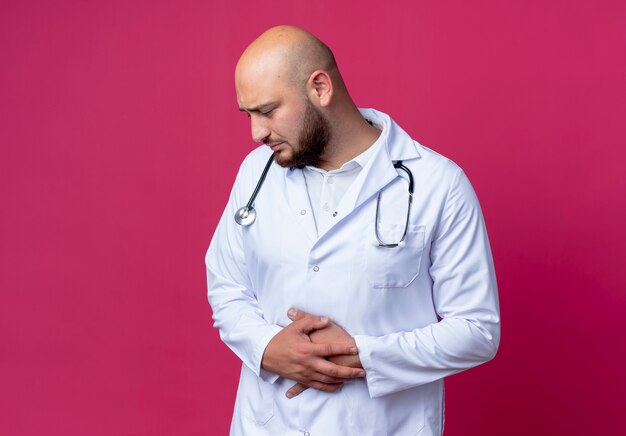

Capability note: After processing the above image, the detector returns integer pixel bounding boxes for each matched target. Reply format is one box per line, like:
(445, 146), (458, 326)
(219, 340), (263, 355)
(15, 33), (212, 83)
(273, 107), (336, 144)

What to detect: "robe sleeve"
(205, 155), (281, 383)
(353, 168), (500, 398)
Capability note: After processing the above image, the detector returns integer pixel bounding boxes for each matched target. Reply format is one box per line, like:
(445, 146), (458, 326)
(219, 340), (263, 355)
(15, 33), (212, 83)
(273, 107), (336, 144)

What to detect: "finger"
(315, 360), (365, 379)
(287, 308), (311, 322)
(307, 380), (344, 393)
(295, 315), (329, 334)
(285, 382), (309, 399)
(313, 372), (347, 384)
(311, 342), (358, 357)
(300, 370), (347, 385)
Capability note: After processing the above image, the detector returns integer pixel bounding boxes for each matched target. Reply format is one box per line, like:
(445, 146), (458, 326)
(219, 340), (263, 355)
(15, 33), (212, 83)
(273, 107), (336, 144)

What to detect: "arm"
(352, 168), (500, 398)
(206, 155), (364, 388)
(206, 159), (280, 381)
(287, 169), (500, 398)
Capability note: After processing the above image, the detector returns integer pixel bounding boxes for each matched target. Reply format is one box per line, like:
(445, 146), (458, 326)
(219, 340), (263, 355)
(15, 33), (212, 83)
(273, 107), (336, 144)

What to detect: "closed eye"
(239, 103), (278, 118)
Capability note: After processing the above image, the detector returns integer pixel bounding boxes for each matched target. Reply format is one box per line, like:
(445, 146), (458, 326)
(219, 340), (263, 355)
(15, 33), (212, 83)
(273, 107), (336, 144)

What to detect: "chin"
(274, 149), (294, 168)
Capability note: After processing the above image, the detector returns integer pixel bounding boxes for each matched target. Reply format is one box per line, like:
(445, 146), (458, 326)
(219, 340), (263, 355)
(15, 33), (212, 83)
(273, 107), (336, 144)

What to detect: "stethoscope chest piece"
(235, 206), (256, 226)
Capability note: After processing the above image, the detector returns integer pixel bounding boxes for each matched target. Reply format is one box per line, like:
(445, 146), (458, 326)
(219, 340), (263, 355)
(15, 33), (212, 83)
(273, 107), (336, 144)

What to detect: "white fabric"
(206, 108), (500, 436)
(303, 138), (376, 235)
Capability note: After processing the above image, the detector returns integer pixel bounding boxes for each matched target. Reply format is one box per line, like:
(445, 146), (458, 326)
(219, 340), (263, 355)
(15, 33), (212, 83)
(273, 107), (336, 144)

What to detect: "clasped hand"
(260, 308), (364, 399)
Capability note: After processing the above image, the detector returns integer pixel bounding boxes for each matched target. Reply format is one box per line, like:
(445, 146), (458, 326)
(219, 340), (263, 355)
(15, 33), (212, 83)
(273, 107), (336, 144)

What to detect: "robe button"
(300, 209), (306, 215)
(313, 266), (319, 272)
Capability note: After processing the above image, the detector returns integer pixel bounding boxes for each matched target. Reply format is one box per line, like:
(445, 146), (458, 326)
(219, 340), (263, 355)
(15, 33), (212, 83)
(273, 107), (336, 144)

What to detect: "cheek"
(287, 108), (306, 131)
(276, 122), (299, 143)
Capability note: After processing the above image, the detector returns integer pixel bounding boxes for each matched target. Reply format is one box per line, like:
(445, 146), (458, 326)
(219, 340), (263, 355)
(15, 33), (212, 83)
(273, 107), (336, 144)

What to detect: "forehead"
(235, 59), (298, 109)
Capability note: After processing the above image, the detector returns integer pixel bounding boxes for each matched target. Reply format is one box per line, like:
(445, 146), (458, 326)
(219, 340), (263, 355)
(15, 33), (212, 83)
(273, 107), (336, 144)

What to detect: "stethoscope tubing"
(245, 153), (275, 210)
(374, 161), (414, 248)
(234, 153), (275, 226)
(235, 154), (415, 249)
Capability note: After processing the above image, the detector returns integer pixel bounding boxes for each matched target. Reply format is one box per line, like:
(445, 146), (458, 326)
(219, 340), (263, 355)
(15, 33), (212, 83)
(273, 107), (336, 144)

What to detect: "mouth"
(267, 142), (284, 151)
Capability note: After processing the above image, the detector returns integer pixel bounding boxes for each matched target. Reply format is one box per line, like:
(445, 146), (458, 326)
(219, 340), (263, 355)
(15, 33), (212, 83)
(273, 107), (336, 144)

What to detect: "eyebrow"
(238, 102), (277, 113)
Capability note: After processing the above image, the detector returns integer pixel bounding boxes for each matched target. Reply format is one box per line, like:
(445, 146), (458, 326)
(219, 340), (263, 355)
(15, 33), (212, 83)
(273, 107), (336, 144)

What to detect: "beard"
(272, 101), (331, 169)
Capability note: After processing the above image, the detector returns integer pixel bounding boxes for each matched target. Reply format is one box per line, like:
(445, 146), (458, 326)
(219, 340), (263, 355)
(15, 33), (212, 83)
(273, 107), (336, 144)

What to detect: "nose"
(251, 116), (271, 143)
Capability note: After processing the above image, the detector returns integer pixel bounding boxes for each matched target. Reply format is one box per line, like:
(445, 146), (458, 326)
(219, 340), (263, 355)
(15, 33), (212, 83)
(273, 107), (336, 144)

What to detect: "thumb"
(287, 308), (310, 322)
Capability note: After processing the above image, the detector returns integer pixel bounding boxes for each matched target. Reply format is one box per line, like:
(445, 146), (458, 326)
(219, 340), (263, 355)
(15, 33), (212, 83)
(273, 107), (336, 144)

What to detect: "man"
(206, 25), (500, 436)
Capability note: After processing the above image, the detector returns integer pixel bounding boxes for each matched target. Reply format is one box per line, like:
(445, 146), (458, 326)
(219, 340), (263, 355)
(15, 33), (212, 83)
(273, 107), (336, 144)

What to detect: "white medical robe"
(206, 108), (500, 436)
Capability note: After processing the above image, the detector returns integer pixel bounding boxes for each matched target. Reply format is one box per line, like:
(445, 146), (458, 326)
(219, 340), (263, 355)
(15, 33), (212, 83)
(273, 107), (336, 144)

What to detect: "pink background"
(1, 1), (625, 435)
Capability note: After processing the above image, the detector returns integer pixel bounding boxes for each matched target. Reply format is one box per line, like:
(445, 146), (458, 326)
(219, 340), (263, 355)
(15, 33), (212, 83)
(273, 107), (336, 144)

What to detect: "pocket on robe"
(365, 224), (425, 288)
(238, 373), (274, 425)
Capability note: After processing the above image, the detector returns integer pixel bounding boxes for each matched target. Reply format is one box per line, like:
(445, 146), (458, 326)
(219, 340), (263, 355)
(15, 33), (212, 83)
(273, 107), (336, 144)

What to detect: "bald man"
(206, 26), (500, 436)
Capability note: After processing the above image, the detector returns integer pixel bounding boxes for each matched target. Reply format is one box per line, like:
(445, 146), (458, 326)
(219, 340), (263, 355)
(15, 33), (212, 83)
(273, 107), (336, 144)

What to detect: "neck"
(316, 110), (381, 171)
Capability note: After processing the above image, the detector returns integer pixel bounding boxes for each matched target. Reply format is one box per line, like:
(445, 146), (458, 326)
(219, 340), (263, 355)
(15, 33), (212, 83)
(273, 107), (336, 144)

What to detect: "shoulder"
(417, 145), (484, 216)
(236, 145), (275, 181)
(412, 142), (465, 184)
(240, 145), (273, 169)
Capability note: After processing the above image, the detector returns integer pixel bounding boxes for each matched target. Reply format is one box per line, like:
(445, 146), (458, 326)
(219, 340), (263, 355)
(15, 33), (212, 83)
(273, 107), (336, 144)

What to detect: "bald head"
(236, 25), (341, 93)
(235, 26), (378, 170)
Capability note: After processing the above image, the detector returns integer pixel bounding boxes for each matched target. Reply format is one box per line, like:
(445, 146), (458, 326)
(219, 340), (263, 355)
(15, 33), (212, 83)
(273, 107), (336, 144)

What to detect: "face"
(236, 64), (331, 169)
(273, 99), (330, 169)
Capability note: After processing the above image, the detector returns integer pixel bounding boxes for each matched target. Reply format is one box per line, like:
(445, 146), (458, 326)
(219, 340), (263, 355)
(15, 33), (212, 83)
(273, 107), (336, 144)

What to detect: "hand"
(285, 308), (364, 399)
(288, 308), (363, 368)
(261, 312), (365, 397)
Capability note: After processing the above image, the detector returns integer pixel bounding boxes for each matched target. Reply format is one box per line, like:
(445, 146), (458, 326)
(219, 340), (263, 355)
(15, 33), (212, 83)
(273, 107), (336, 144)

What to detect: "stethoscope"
(234, 153), (275, 226)
(234, 153), (415, 248)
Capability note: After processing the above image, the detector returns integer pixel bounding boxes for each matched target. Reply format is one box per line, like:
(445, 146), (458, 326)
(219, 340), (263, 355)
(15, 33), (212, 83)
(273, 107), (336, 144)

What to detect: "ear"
(307, 70), (333, 108)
